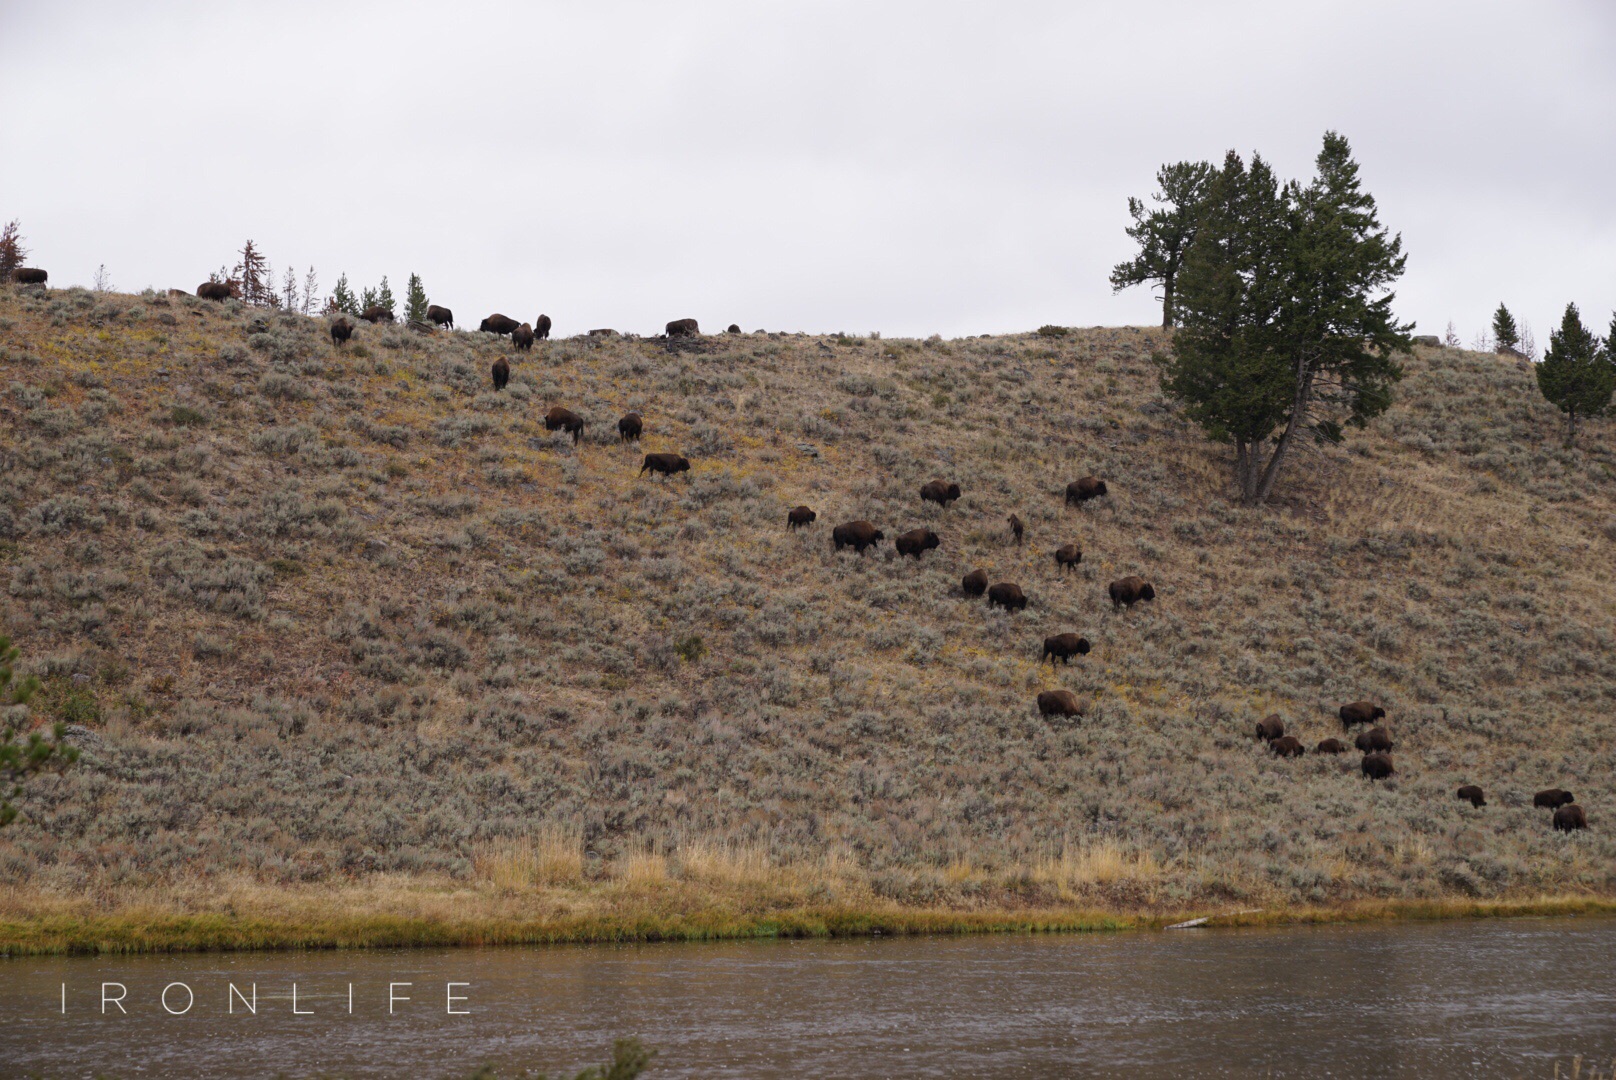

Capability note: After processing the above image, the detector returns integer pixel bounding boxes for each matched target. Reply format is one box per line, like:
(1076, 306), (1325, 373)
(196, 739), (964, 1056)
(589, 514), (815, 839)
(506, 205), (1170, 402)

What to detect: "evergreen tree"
(233, 240), (273, 307)
(360, 286), (378, 311)
(0, 219), (27, 280)
(1492, 303), (1520, 352)
(301, 267), (320, 316)
(1536, 302), (1612, 447)
(330, 273), (358, 316)
(376, 276), (396, 317)
(1110, 160), (1216, 328)
(405, 273), (428, 324)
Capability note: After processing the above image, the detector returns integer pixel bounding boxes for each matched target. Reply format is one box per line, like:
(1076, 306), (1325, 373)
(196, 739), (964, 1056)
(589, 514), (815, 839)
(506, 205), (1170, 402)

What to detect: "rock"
(362, 538), (389, 559)
(1412, 335), (1441, 347)
(62, 724), (102, 748)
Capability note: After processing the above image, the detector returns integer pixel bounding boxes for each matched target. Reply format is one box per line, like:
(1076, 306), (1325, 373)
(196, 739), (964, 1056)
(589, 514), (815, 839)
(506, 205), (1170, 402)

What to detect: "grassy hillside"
(2, 285), (1613, 947)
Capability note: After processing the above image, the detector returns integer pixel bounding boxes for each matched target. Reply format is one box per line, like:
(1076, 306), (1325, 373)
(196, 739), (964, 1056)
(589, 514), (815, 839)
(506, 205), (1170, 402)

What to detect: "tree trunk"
(1234, 440), (1259, 504)
(1253, 358), (1317, 505)
(1161, 276), (1175, 329)
(1566, 408), (1578, 448)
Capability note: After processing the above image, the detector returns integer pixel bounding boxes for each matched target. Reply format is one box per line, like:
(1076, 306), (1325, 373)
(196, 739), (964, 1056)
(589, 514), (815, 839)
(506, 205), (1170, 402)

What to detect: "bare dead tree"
(300, 267), (319, 316)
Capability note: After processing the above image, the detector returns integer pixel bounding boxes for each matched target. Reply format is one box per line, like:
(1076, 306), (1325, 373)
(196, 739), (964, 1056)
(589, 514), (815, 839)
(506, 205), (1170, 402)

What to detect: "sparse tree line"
(203, 239), (431, 324)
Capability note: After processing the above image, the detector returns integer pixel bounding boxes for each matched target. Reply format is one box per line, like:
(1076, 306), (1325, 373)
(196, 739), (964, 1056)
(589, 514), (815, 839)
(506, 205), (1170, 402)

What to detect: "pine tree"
(376, 276), (396, 318)
(404, 273), (428, 324)
(360, 286), (378, 312)
(330, 273), (358, 316)
(1110, 160), (1217, 328)
(1492, 303), (1519, 352)
(234, 240), (273, 307)
(301, 268), (320, 316)
(1536, 302), (1613, 447)
(0, 220), (29, 280)
(282, 266), (299, 310)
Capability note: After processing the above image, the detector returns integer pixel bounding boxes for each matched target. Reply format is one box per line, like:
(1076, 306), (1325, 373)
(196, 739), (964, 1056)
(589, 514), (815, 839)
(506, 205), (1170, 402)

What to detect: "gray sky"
(3, 1), (1613, 341)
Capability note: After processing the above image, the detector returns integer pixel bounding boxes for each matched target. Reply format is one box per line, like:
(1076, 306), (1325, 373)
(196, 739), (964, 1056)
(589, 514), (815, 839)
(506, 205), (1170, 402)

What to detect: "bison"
(11, 267), (48, 285)
(617, 412), (643, 442)
(895, 528), (940, 559)
(961, 569), (988, 597)
(727, 324), (741, 333)
(1533, 788), (1575, 809)
(920, 481), (961, 507)
(1255, 715), (1285, 742)
(544, 406), (585, 443)
(1553, 804), (1588, 832)
(1339, 701), (1386, 731)
(1037, 690), (1086, 720)
(427, 304), (454, 329)
(1054, 544), (1082, 572)
(491, 357), (509, 391)
(786, 505), (816, 530)
(197, 281), (233, 301)
(1361, 752), (1395, 780)
(1008, 514), (1024, 545)
(1108, 576), (1155, 611)
(535, 314), (552, 340)
(987, 582), (1027, 612)
(1042, 633), (1091, 665)
(1354, 727), (1394, 754)
(1455, 785), (1487, 808)
(832, 520), (884, 552)
(666, 318), (699, 337)
(1315, 738), (1348, 755)
(329, 317), (353, 347)
(360, 305), (393, 324)
(480, 314), (520, 336)
(513, 323), (535, 351)
(1269, 735), (1305, 758)
(640, 453), (691, 478)
(1065, 477), (1108, 505)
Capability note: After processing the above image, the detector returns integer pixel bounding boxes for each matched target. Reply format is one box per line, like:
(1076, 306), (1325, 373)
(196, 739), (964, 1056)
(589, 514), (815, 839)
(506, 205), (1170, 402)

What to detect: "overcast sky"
(2, 1), (1613, 341)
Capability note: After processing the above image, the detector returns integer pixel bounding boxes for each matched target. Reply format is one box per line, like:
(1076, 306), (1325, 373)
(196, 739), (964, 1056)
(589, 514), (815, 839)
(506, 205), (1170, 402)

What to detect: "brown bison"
(480, 314), (520, 336)
(1533, 788), (1575, 809)
(727, 324), (741, 333)
(491, 357), (509, 392)
(1354, 727), (1394, 753)
(11, 267), (48, 285)
(1008, 514), (1024, 545)
(640, 452), (691, 478)
(1316, 738), (1348, 755)
(786, 505), (816, 530)
(513, 323), (535, 351)
(1065, 477), (1108, 505)
(1269, 735), (1305, 758)
(1054, 544), (1082, 572)
(1339, 701), (1386, 731)
(360, 305), (393, 324)
(1361, 752), (1395, 780)
(618, 412), (643, 442)
(1553, 804), (1588, 832)
(920, 481), (961, 507)
(961, 569), (988, 597)
(987, 582), (1027, 612)
(1455, 785), (1486, 808)
(197, 281), (233, 301)
(833, 520), (884, 552)
(544, 406), (585, 443)
(895, 528), (941, 559)
(1108, 576), (1155, 611)
(1042, 634), (1091, 665)
(427, 304), (454, 329)
(1255, 715), (1285, 742)
(666, 318), (699, 337)
(1037, 690), (1086, 720)
(535, 314), (552, 340)
(330, 317), (353, 347)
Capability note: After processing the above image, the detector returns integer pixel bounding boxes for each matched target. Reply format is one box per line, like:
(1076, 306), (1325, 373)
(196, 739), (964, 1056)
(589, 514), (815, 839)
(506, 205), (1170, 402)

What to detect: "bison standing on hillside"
(534, 314), (552, 339)
(832, 520), (884, 553)
(1339, 701), (1386, 730)
(329, 317), (353, 347)
(1108, 576), (1155, 611)
(895, 528), (940, 559)
(787, 505), (816, 530)
(727, 323), (741, 334)
(1456, 785), (1487, 808)
(1066, 477), (1108, 505)
(920, 481), (961, 507)
(197, 281), (233, 301)
(666, 318), (699, 337)
(1255, 715), (1285, 742)
(1354, 727), (1394, 753)
(360, 305), (393, 324)
(961, 569), (988, 597)
(1316, 738), (1348, 755)
(1054, 544), (1082, 573)
(1533, 788), (1575, 809)
(1008, 514), (1024, 545)
(1037, 690), (1086, 720)
(480, 314), (520, 336)
(427, 304), (454, 329)
(1361, 752), (1395, 780)
(1553, 804), (1588, 832)
(987, 582), (1027, 612)
(491, 357), (509, 392)
(617, 412), (643, 442)
(1269, 735), (1305, 758)
(11, 267), (48, 286)
(640, 453), (691, 479)
(544, 407), (585, 443)
(513, 323), (535, 351)
(1042, 634), (1090, 665)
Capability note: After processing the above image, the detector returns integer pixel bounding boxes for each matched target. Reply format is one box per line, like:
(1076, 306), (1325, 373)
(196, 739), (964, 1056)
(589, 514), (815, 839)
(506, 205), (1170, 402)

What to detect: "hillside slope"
(2, 286), (1613, 932)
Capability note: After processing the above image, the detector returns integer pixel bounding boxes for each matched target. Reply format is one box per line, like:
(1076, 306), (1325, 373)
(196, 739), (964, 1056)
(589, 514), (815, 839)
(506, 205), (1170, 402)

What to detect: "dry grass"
(474, 824), (585, 890)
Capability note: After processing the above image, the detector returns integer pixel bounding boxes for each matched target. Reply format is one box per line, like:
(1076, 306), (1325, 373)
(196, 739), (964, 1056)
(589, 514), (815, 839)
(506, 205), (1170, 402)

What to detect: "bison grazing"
(427, 304), (454, 329)
(1008, 514), (1024, 545)
(786, 505), (816, 530)
(360, 305), (393, 324)
(640, 452), (691, 478)
(962, 569), (988, 597)
(1065, 476), (1108, 505)
(330, 318), (353, 347)
(1533, 788), (1575, 809)
(1108, 576), (1155, 611)
(832, 520), (884, 553)
(920, 481), (961, 507)
(617, 412), (643, 442)
(1255, 714), (1285, 742)
(895, 528), (940, 559)
(479, 314), (520, 336)
(727, 324), (741, 333)
(1361, 752), (1395, 780)
(1455, 785), (1487, 808)
(666, 318), (699, 337)
(1354, 727), (1394, 754)
(513, 323), (535, 351)
(1315, 738), (1348, 755)
(544, 407), (585, 443)
(1339, 701), (1386, 731)
(1054, 544), (1082, 572)
(196, 281), (233, 301)
(1042, 633), (1091, 665)
(1037, 690), (1086, 720)
(987, 582), (1027, 612)
(535, 314), (552, 340)
(1269, 735), (1305, 758)
(11, 267), (48, 285)
(491, 357), (510, 392)
(1553, 804), (1588, 832)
